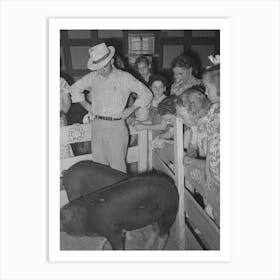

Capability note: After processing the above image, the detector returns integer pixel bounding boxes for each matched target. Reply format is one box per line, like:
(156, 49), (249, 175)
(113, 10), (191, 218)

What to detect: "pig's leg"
(107, 231), (125, 250)
(156, 233), (168, 250)
(126, 231), (133, 241)
(95, 237), (108, 250)
(156, 216), (175, 250)
(144, 223), (159, 250)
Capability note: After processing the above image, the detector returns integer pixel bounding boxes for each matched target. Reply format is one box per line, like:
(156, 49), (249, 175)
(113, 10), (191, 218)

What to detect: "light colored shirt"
(151, 95), (166, 108)
(70, 66), (153, 118)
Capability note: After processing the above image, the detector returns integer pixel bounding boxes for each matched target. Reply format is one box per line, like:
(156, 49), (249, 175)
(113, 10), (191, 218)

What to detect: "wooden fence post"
(138, 129), (148, 172)
(147, 130), (153, 171)
(174, 117), (185, 250)
(137, 106), (148, 173)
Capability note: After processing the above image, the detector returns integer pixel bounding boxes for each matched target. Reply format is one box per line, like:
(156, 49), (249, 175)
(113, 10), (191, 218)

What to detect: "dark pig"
(63, 161), (127, 201)
(60, 172), (179, 250)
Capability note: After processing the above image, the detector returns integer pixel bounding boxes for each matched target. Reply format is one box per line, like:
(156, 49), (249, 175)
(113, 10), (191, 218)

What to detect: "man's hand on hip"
(121, 105), (140, 120)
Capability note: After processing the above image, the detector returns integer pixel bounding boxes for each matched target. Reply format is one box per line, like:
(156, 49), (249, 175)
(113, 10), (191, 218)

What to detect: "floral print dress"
(206, 103), (220, 189)
(185, 103), (220, 224)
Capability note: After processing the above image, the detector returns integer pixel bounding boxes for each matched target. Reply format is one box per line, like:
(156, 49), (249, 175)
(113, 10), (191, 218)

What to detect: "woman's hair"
(171, 53), (201, 78)
(203, 64), (220, 96)
(148, 74), (167, 88)
(157, 95), (177, 116)
(176, 86), (211, 119)
(135, 55), (150, 66)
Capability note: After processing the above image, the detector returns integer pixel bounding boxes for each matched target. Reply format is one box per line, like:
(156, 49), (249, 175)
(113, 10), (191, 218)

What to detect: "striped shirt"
(69, 66), (153, 118)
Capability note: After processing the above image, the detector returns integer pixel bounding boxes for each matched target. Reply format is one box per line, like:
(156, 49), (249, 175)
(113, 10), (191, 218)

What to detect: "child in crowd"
(135, 55), (153, 85)
(133, 76), (175, 140)
(144, 75), (168, 127)
(126, 55), (154, 130)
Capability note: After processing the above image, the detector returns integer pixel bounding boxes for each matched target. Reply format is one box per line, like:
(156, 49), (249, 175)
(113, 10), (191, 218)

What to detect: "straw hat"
(87, 43), (115, 71)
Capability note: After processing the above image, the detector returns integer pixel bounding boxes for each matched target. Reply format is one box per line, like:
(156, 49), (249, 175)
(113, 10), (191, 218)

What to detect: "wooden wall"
(60, 29), (220, 83)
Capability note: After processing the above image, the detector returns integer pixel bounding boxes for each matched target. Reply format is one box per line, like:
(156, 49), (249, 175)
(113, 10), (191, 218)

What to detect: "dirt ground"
(60, 222), (180, 251)
(60, 189), (202, 251)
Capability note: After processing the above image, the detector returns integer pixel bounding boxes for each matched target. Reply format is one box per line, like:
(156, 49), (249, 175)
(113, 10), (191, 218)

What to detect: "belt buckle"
(95, 115), (120, 121)
(95, 115), (110, 121)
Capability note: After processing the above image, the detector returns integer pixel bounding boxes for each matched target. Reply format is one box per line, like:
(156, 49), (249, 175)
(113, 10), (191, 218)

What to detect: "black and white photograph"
(49, 18), (231, 261)
(1, 0), (280, 279)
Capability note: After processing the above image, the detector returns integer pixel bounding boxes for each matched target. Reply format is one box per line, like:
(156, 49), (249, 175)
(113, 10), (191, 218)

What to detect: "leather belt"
(95, 115), (121, 121)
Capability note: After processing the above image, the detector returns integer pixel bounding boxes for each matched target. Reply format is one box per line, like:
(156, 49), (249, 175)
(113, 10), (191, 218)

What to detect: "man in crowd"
(70, 43), (152, 173)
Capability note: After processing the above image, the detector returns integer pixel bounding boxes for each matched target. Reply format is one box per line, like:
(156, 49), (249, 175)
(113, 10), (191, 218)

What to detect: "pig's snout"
(60, 205), (89, 236)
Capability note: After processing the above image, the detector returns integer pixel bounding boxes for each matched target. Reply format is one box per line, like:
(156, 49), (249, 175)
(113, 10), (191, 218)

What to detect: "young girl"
(133, 75), (171, 137)
(133, 73), (177, 141)
(148, 75), (168, 126)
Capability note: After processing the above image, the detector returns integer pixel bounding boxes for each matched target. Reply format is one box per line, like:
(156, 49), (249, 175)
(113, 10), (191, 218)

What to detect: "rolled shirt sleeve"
(69, 72), (94, 103)
(125, 73), (153, 108)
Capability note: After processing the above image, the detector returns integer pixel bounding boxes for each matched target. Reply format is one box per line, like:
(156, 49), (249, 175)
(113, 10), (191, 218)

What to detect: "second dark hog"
(63, 161), (128, 201)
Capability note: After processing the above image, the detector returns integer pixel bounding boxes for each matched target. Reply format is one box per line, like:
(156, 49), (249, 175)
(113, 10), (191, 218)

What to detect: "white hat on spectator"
(87, 43), (115, 71)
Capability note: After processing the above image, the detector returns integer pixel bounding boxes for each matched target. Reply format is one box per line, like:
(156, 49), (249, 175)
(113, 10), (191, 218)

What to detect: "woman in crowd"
(60, 77), (74, 159)
(202, 62), (220, 196)
(133, 75), (168, 134)
(203, 63), (220, 104)
(181, 85), (209, 158)
(176, 85), (220, 225)
(170, 53), (202, 96)
(60, 77), (72, 115)
(61, 71), (92, 156)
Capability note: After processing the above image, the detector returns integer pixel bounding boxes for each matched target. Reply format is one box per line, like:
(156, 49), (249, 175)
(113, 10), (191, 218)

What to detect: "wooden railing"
(60, 116), (220, 250)
(151, 118), (220, 250)
(60, 123), (148, 174)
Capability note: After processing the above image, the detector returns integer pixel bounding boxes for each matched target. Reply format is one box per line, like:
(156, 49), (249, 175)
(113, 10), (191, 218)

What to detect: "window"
(128, 34), (155, 54)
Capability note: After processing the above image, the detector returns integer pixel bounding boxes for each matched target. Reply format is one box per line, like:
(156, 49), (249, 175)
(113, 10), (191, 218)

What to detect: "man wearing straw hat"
(70, 42), (152, 173)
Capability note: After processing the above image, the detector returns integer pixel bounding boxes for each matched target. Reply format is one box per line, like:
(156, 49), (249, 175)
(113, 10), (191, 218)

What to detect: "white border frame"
(49, 18), (231, 262)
